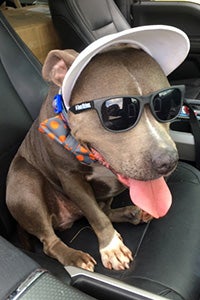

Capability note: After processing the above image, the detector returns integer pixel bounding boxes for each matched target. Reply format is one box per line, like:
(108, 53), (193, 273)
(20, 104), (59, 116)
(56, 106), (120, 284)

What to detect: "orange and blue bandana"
(39, 114), (96, 165)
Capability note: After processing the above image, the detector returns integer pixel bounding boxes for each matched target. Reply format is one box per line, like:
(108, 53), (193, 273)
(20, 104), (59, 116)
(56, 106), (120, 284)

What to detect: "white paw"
(100, 231), (133, 270)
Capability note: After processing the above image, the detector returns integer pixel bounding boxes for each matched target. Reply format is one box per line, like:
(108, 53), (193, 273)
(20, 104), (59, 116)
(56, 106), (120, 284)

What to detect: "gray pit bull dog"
(6, 26), (190, 272)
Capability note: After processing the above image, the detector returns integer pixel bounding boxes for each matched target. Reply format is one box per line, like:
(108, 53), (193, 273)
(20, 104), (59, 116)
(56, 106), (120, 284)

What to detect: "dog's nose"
(152, 149), (178, 175)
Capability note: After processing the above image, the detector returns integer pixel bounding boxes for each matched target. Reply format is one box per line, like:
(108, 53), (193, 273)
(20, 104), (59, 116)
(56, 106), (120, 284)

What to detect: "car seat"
(0, 10), (48, 238)
(48, 0), (130, 51)
(2, 7), (200, 300)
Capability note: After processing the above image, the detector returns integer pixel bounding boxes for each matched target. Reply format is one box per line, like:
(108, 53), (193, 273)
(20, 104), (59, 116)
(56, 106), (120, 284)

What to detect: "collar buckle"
(53, 94), (63, 114)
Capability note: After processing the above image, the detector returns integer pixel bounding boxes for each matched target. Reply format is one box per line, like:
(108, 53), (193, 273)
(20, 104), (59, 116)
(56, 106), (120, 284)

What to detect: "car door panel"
(131, 1), (200, 81)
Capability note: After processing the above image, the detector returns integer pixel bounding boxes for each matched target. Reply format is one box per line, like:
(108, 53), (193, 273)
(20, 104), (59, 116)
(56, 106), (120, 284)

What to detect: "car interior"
(1, 0), (200, 299)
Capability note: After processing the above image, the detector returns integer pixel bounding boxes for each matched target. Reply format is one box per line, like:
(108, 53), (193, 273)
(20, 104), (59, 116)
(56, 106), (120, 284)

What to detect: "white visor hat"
(61, 24), (190, 110)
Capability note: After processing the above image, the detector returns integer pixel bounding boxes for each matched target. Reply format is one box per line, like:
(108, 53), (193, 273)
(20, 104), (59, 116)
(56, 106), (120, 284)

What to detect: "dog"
(6, 26), (189, 272)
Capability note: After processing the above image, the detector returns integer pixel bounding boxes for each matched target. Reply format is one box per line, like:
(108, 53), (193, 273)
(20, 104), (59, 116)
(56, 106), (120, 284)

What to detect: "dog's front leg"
(60, 174), (133, 270)
(99, 230), (133, 270)
(6, 159), (96, 271)
(99, 198), (152, 224)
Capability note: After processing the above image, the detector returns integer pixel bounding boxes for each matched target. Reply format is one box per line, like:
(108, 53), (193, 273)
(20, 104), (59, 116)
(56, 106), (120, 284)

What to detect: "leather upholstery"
(0, 236), (40, 299)
(48, 0), (130, 51)
(0, 11), (48, 237)
(58, 162), (200, 300)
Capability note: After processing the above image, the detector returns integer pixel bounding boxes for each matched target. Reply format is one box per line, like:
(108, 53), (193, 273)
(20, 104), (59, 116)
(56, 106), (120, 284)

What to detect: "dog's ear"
(42, 49), (78, 86)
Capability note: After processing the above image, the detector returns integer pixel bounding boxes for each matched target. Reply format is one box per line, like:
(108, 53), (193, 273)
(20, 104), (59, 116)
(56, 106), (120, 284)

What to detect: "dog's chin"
(91, 147), (173, 219)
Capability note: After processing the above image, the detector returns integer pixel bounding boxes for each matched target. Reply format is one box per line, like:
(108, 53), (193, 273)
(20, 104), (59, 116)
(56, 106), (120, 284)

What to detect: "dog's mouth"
(91, 148), (172, 219)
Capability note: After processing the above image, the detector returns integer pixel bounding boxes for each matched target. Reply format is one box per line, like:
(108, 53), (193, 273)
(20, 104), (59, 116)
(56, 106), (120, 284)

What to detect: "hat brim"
(62, 24), (190, 109)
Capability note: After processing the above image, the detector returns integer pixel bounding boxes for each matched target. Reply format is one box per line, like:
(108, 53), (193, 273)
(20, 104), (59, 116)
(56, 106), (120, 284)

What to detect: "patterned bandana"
(39, 114), (96, 165)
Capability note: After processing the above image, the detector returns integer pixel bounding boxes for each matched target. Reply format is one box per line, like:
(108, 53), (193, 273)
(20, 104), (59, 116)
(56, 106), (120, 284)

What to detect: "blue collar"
(52, 92), (69, 123)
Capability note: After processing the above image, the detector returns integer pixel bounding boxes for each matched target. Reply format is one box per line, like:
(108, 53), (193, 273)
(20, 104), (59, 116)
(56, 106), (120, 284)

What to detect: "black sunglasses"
(69, 85), (185, 132)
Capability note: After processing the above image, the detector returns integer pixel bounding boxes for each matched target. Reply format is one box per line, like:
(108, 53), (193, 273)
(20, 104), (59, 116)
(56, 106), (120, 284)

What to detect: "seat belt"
(184, 100), (200, 170)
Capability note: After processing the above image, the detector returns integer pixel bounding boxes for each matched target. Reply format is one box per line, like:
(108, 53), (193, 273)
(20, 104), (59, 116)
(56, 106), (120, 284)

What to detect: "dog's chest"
(84, 163), (125, 199)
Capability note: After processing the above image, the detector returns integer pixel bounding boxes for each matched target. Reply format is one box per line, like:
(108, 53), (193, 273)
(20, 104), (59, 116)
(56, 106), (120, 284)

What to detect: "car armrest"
(66, 266), (168, 300)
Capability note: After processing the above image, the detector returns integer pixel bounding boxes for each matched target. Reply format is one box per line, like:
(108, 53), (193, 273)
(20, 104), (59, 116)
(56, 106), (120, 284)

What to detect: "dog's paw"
(121, 205), (144, 225)
(76, 252), (97, 272)
(141, 211), (154, 223)
(105, 205), (151, 225)
(100, 231), (133, 270)
(125, 206), (153, 224)
(65, 250), (97, 272)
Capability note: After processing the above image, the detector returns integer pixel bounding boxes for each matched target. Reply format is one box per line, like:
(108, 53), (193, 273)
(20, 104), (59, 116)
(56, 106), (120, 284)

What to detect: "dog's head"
(42, 25), (190, 218)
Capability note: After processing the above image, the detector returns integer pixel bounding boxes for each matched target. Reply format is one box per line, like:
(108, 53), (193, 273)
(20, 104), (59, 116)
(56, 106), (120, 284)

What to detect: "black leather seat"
(0, 10), (48, 238)
(2, 7), (200, 300)
(60, 164), (200, 300)
(48, 0), (130, 51)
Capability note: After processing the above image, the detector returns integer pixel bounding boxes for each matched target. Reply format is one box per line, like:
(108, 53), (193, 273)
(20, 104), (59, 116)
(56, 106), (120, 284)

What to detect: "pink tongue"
(117, 175), (172, 218)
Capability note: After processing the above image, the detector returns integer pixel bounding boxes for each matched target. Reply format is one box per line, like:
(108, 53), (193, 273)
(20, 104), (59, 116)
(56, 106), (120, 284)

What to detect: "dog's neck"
(38, 93), (97, 165)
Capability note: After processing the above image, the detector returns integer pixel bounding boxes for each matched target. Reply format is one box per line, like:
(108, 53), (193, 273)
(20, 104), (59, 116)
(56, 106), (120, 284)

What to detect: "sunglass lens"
(153, 88), (182, 121)
(101, 97), (140, 131)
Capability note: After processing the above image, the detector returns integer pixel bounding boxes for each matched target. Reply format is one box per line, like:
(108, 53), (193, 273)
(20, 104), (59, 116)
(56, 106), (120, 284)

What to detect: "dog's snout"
(152, 149), (178, 175)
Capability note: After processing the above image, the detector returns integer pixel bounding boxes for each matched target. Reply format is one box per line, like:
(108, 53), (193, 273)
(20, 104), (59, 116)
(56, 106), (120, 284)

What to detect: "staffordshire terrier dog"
(6, 26), (189, 271)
